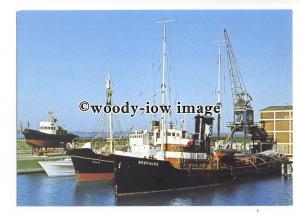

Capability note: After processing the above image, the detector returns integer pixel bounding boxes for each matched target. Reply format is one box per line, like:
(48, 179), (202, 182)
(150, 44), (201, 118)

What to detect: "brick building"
(260, 105), (293, 156)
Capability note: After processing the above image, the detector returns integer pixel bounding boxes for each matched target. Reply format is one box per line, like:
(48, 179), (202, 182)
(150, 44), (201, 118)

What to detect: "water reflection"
(73, 180), (115, 206)
(116, 176), (292, 206)
(17, 173), (292, 206)
(115, 183), (240, 206)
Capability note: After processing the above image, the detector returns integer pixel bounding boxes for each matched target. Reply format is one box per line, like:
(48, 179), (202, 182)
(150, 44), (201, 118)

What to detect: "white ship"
(38, 158), (75, 177)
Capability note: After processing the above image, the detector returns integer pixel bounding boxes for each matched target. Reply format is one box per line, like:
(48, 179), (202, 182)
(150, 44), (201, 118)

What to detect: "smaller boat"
(23, 109), (78, 153)
(38, 142), (92, 177)
(38, 158), (75, 177)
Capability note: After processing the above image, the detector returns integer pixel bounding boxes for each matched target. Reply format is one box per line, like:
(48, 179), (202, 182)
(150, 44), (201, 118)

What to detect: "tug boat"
(114, 116), (228, 196)
(23, 110), (78, 152)
(114, 115), (283, 196)
(66, 148), (115, 181)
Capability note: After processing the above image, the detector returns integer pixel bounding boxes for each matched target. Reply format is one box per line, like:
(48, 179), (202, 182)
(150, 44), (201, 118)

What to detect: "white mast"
(106, 70), (113, 153)
(157, 18), (174, 156)
(214, 40), (224, 139)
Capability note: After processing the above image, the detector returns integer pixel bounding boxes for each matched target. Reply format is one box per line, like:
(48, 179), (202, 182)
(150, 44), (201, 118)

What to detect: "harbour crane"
(223, 29), (254, 151)
(223, 29), (274, 153)
(224, 29), (254, 129)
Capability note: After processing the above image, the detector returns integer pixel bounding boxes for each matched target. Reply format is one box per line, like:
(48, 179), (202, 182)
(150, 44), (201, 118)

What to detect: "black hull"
(231, 163), (282, 179)
(114, 155), (233, 196)
(66, 148), (114, 181)
(114, 155), (283, 196)
(23, 128), (78, 148)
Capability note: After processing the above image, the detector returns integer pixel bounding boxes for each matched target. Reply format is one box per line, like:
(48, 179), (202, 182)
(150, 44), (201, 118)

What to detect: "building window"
(261, 112), (274, 119)
(275, 120), (290, 131)
(275, 112), (290, 119)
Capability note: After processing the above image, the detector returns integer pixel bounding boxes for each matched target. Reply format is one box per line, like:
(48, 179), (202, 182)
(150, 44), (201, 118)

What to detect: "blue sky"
(16, 10), (292, 133)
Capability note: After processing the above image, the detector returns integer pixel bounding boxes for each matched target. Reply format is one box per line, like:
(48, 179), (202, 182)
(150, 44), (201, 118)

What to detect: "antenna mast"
(214, 40), (224, 140)
(157, 18), (174, 155)
(106, 70), (113, 153)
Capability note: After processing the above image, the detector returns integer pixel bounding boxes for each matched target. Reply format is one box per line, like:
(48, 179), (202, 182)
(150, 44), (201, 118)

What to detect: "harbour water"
(17, 173), (292, 206)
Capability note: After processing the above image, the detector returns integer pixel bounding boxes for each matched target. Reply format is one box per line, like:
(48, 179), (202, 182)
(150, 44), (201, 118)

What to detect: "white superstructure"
(39, 110), (58, 135)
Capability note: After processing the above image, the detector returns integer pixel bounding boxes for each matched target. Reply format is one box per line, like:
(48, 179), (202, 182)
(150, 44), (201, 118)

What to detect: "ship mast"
(214, 40), (224, 140)
(106, 71), (113, 153)
(157, 18), (174, 156)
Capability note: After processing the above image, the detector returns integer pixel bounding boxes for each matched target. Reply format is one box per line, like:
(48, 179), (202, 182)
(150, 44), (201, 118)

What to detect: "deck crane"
(223, 29), (254, 150)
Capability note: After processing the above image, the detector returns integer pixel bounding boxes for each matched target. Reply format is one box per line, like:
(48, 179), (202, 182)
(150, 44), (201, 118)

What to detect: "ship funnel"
(194, 115), (214, 154)
(151, 120), (160, 131)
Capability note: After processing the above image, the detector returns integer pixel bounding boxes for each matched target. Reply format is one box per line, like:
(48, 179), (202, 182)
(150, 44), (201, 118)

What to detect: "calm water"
(17, 173), (292, 206)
